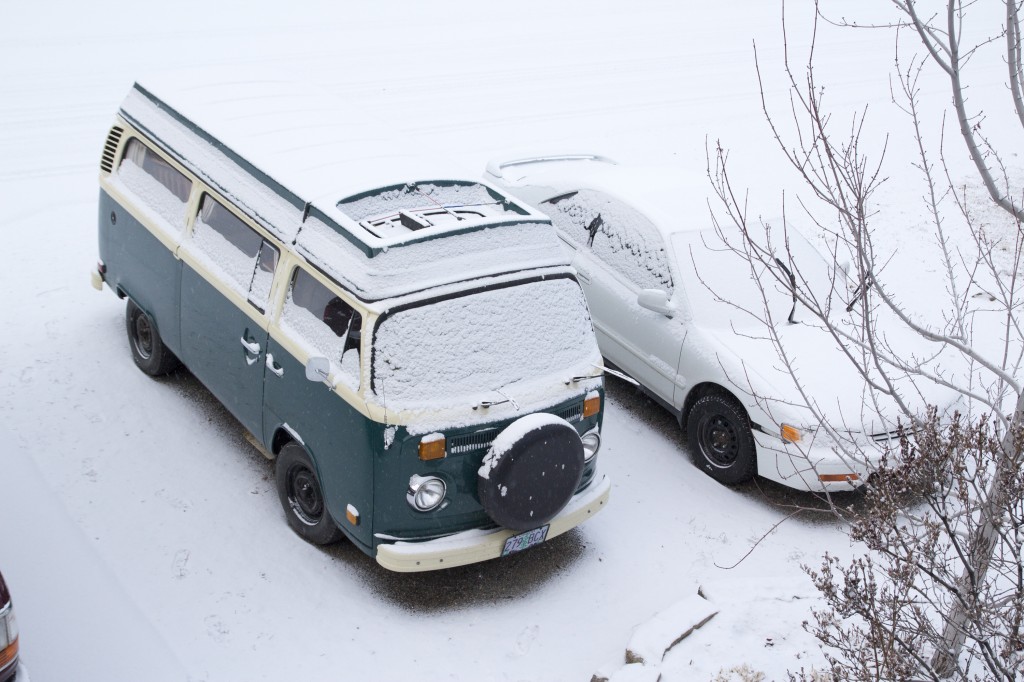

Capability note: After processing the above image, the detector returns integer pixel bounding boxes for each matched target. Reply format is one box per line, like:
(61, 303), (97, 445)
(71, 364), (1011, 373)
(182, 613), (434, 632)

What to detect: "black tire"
(125, 299), (180, 376)
(686, 392), (757, 485)
(275, 442), (343, 545)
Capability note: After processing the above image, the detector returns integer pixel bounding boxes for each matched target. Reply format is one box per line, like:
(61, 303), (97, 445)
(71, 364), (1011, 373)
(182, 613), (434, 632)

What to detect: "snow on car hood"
(702, 323), (906, 436)
(676, 228), (960, 434)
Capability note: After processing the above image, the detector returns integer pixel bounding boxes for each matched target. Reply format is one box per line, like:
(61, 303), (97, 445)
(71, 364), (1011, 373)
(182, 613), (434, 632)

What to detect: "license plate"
(502, 525), (550, 556)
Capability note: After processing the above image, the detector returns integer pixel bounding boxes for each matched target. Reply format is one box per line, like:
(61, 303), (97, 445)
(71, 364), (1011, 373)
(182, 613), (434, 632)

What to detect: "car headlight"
(581, 429), (601, 461)
(407, 475), (447, 512)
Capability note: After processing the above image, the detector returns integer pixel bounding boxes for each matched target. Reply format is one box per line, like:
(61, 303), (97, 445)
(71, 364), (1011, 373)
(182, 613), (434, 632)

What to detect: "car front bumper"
(753, 430), (891, 491)
(375, 474), (610, 572)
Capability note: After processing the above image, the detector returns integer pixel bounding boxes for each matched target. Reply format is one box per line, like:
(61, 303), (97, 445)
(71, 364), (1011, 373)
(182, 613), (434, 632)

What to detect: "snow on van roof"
(487, 155), (712, 237)
(118, 75), (561, 300)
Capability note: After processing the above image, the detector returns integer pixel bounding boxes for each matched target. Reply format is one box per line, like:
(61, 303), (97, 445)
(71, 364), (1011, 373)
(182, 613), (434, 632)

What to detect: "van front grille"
(554, 402), (583, 424)
(100, 126), (124, 173)
(448, 401), (586, 456)
(450, 428), (499, 456)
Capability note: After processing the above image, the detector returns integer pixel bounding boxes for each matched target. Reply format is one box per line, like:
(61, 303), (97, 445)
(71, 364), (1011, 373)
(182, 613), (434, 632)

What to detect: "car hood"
(702, 314), (960, 435)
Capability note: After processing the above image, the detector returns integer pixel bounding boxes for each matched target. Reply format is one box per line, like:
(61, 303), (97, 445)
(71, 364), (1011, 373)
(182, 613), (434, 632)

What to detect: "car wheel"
(275, 442), (343, 545)
(686, 392), (757, 485)
(125, 299), (180, 376)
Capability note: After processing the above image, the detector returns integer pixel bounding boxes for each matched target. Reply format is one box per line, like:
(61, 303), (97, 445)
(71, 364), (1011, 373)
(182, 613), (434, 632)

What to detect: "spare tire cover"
(477, 413), (584, 531)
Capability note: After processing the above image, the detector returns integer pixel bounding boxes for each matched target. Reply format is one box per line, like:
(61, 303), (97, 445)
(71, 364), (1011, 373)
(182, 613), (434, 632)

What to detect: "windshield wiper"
(567, 364), (640, 387)
(846, 273), (873, 312)
(473, 385), (521, 411)
(774, 257), (797, 324)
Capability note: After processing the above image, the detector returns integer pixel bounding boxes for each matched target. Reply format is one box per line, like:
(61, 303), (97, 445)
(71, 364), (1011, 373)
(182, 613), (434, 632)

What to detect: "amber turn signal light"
(780, 424), (802, 443)
(0, 637), (17, 670)
(819, 473), (860, 483)
(418, 436), (446, 461)
(583, 394), (601, 418)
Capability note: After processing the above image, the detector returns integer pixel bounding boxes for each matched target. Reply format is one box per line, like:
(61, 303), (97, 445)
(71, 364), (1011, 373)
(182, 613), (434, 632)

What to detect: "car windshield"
(371, 277), (601, 410)
(673, 227), (843, 328)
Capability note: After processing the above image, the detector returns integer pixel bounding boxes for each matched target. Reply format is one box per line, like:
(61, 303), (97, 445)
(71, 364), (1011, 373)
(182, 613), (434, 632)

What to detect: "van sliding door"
(178, 194), (279, 437)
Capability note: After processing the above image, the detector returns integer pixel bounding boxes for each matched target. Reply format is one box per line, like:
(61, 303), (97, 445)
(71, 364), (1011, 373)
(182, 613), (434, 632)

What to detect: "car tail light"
(0, 596), (18, 673)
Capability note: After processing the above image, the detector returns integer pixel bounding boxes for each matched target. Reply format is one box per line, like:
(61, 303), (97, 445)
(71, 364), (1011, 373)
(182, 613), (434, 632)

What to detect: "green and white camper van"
(93, 79), (609, 572)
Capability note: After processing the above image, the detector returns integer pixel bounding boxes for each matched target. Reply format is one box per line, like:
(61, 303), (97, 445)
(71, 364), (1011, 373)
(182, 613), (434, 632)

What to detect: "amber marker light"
(346, 504), (360, 526)
(583, 393), (601, 418)
(418, 435), (446, 461)
(780, 424), (802, 444)
(819, 473), (860, 483)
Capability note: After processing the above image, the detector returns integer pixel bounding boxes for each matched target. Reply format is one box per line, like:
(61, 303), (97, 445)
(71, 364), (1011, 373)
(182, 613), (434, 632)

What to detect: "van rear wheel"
(126, 300), (180, 376)
(275, 442), (343, 545)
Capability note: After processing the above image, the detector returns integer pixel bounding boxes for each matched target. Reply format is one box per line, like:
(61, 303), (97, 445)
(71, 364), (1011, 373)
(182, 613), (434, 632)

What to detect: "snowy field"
(0, 1), (1017, 680)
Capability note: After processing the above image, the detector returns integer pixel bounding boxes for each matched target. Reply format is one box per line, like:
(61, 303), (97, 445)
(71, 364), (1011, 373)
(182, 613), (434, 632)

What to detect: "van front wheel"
(126, 300), (180, 376)
(276, 443), (343, 545)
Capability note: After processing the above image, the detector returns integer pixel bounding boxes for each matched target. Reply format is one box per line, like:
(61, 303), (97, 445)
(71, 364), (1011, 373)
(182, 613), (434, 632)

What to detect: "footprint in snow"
(512, 624), (539, 657)
(204, 615), (230, 643)
(172, 549), (190, 578)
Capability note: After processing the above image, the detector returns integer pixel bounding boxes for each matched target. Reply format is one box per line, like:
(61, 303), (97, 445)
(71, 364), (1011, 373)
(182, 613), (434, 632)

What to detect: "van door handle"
(575, 267), (591, 284)
(265, 353), (284, 377)
(240, 337), (261, 355)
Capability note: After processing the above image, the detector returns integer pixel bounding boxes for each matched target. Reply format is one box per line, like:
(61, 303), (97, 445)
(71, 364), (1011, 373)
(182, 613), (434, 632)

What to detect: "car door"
(178, 192), (280, 437)
(543, 189), (685, 405)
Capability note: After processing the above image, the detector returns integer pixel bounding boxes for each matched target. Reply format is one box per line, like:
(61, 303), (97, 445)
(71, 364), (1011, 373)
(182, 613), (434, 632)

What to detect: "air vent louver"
(100, 126), (124, 173)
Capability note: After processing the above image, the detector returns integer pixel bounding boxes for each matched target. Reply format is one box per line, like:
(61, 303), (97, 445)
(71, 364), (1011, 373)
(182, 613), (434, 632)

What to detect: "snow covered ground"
(1, 1), (1017, 680)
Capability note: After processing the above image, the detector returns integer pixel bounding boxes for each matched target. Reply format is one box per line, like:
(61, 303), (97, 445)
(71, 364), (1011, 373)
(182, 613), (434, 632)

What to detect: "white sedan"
(484, 155), (943, 491)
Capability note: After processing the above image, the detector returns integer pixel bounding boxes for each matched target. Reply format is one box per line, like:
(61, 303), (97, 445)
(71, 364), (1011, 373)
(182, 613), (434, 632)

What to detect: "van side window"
(117, 138), (193, 229)
(192, 193), (280, 312)
(280, 268), (361, 388)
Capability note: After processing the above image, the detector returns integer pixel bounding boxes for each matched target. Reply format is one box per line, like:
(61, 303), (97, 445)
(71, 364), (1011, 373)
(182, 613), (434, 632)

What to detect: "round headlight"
(407, 475), (447, 512)
(582, 430), (601, 461)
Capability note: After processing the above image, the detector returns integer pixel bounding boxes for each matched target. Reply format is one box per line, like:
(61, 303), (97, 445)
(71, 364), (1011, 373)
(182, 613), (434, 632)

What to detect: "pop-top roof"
(117, 75), (565, 301)
(337, 180), (529, 239)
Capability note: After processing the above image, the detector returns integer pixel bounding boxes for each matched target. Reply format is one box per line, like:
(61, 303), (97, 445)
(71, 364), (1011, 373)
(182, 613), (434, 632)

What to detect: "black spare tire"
(477, 414), (585, 531)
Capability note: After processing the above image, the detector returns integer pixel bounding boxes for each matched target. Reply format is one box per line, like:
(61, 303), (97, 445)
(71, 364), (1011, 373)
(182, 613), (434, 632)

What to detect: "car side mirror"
(637, 289), (676, 317)
(305, 356), (331, 383)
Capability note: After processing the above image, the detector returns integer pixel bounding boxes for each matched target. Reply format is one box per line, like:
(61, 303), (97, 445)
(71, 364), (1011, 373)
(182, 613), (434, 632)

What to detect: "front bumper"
(753, 430), (890, 492)
(375, 474), (610, 572)
(0, 660), (22, 682)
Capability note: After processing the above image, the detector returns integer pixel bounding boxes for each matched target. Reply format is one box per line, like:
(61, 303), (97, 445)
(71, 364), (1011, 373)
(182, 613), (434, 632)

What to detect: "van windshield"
(372, 277), (600, 411)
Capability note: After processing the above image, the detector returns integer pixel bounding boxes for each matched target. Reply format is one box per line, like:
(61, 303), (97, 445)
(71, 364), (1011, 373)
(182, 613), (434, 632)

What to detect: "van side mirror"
(637, 289), (676, 317)
(305, 356), (331, 383)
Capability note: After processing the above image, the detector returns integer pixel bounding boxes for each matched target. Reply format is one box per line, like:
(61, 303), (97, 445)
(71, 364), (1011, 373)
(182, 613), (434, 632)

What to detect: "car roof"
(487, 156), (713, 237)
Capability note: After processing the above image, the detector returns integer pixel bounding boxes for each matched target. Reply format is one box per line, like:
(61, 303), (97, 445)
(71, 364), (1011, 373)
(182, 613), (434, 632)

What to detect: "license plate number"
(502, 525), (549, 556)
